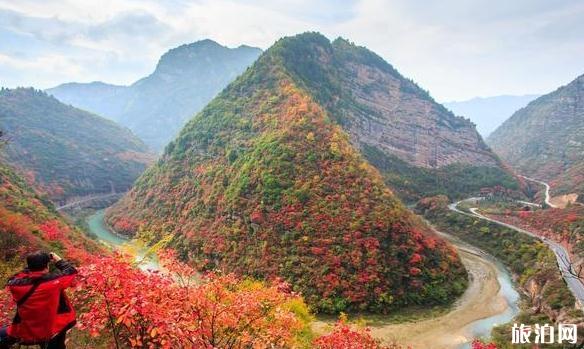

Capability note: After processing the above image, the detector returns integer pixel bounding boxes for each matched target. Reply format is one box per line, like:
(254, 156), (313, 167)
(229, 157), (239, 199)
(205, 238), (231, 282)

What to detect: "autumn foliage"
(0, 162), (99, 279)
(313, 320), (403, 349)
(71, 251), (311, 348)
(0, 248), (441, 348)
(485, 205), (584, 257)
(471, 339), (499, 349)
(0, 158), (417, 349)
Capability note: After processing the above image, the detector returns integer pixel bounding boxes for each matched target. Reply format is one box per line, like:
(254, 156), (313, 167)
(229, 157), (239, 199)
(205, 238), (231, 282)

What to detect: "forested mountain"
(488, 74), (584, 201)
(444, 94), (539, 137)
(106, 33), (468, 313)
(262, 34), (516, 202)
(47, 40), (262, 150)
(0, 88), (153, 202)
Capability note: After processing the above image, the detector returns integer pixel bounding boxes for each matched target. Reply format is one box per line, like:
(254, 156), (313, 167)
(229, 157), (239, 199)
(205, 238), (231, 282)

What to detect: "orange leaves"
(250, 209), (264, 224)
(111, 216), (140, 236)
(39, 220), (64, 241)
(314, 321), (403, 349)
(517, 210), (531, 219)
(566, 212), (580, 223)
(0, 289), (15, 325)
(0, 207), (36, 241)
(73, 251), (308, 349)
(409, 267), (422, 276)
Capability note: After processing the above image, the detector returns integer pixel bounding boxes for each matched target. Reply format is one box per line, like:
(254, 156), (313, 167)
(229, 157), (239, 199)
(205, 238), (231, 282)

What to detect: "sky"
(1, 0), (583, 102)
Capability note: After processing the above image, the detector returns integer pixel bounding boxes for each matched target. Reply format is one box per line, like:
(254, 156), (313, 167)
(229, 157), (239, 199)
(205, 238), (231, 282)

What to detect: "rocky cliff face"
(281, 37), (499, 169)
(333, 47), (498, 169)
(488, 74), (584, 198)
(275, 35), (515, 201)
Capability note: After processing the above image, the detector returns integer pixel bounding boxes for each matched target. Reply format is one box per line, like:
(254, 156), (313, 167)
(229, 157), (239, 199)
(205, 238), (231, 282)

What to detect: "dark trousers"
(0, 326), (66, 349)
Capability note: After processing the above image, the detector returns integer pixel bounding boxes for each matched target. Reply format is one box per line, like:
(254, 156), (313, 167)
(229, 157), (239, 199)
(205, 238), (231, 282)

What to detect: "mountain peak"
(154, 39), (261, 76)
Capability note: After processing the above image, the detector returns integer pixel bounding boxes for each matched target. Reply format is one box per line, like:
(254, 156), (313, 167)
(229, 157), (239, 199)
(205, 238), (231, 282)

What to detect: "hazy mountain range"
(47, 40), (262, 151)
(444, 94), (540, 137)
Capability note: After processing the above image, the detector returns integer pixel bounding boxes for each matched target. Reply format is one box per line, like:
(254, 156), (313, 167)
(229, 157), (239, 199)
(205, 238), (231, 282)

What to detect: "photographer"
(0, 251), (77, 349)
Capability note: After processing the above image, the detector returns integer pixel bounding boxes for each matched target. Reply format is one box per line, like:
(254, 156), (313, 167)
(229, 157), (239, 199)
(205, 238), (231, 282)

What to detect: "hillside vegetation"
(0, 88), (153, 202)
(0, 159), (99, 279)
(0, 160), (394, 349)
(107, 33), (468, 313)
(0, 134), (397, 348)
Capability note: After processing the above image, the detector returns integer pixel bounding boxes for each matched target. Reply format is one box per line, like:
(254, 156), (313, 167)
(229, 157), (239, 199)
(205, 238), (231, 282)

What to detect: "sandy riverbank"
(313, 249), (510, 349)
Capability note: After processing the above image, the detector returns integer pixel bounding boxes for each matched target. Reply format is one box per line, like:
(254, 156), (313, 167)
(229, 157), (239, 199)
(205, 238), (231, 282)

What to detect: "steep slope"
(444, 94), (539, 137)
(488, 74), (584, 200)
(0, 158), (99, 279)
(47, 40), (262, 150)
(107, 33), (467, 313)
(0, 88), (153, 203)
(266, 35), (518, 202)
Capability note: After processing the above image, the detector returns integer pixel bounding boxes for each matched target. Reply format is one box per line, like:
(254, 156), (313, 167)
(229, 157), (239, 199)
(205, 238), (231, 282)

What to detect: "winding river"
(86, 209), (159, 270)
(86, 209), (519, 349)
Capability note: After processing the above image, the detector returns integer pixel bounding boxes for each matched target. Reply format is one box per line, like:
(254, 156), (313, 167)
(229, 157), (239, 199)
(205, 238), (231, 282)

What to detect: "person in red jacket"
(0, 251), (77, 349)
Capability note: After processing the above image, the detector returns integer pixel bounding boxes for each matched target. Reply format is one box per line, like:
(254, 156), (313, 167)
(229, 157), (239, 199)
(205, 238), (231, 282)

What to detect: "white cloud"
(0, 0), (582, 100)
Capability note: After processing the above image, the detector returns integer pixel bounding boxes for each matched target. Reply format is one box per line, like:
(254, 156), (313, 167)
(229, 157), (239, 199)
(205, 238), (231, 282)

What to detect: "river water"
(461, 257), (519, 348)
(86, 209), (159, 270)
(85, 209), (519, 348)
(439, 231), (520, 348)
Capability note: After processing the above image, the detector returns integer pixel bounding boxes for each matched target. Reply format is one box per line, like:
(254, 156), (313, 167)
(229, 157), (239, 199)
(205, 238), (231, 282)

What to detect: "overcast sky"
(1, 0), (583, 101)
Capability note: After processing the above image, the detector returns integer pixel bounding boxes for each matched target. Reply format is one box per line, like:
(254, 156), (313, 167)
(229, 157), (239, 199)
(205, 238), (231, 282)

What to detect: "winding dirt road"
(519, 175), (557, 208)
(57, 192), (123, 211)
(461, 203), (584, 308)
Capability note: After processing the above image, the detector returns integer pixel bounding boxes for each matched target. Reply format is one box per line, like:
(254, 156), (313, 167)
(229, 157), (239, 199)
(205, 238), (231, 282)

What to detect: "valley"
(1, 9), (582, 347)
(86, 204), (517, 349)
(313, 231), (518, 349)
(364, 248), (515, 349)
(86, 210), (160, 271)
(452, 176), (584, 309)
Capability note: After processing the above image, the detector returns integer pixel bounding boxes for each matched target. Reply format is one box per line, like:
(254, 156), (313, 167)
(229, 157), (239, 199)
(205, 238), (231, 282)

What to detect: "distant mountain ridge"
(488, 74), (584, 200)
(0, 87), (153, 202)
(444, 94), (540, 137)
(47, 40), (262, 150)
(46, 81), (128, 119)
